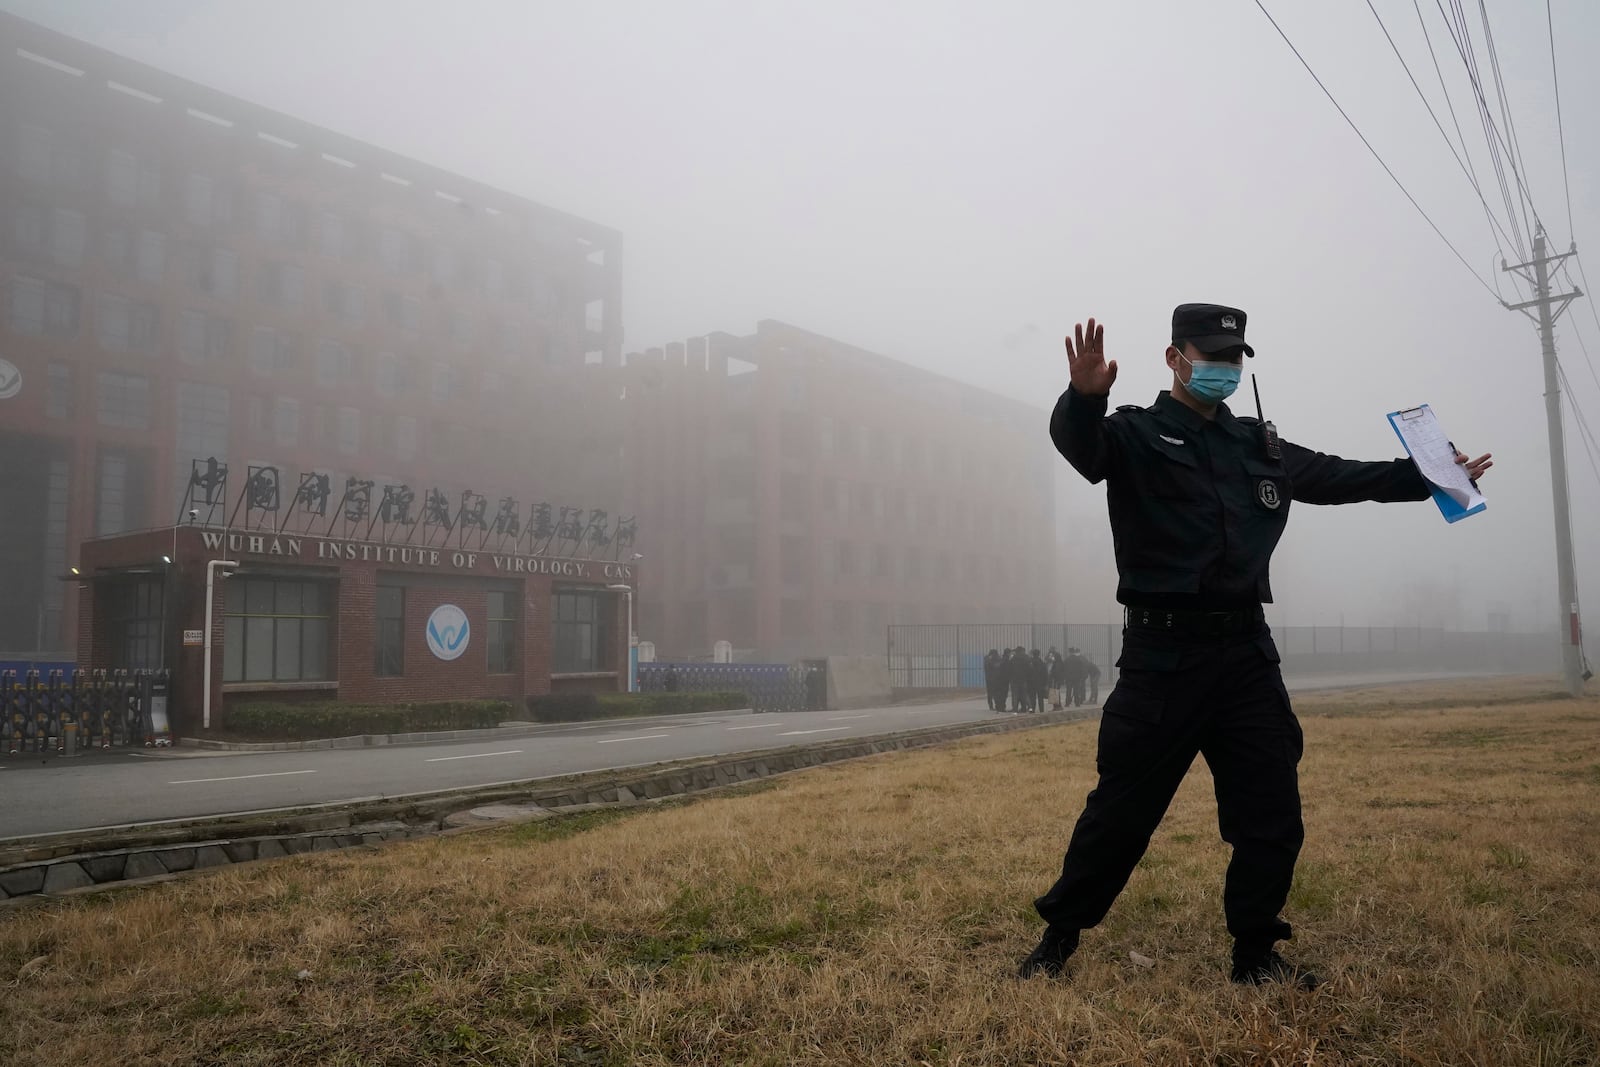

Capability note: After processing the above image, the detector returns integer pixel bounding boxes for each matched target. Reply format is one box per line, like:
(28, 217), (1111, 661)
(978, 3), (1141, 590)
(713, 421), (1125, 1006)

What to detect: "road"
(0, 697), (1041, 840)
(0, 671), (1498, 840)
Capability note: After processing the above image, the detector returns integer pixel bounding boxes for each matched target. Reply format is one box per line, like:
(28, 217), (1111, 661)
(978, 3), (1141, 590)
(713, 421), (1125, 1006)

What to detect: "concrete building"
(0, 11), (623, 662)
(617, 321), (1057, 661)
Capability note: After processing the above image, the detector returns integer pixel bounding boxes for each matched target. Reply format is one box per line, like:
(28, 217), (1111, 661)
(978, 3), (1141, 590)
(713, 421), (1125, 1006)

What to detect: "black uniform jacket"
(1050, 387), (1430, 607)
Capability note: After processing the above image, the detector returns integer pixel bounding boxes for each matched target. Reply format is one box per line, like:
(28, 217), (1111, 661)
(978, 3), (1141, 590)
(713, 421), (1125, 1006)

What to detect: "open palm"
(1066, 318), (1118, 396)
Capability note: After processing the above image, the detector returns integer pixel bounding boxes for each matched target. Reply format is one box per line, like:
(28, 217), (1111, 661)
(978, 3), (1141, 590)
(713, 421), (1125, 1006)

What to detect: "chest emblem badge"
(1257, 479), (1281, 510)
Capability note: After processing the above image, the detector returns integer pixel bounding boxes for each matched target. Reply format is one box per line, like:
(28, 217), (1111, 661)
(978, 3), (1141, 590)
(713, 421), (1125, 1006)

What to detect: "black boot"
(1230, 949), (1322, 990)
(1017, 925), (1080, 979)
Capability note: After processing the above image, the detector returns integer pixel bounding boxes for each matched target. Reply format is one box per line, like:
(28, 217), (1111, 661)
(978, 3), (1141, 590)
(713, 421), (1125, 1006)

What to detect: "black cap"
(1172, 303), (1254, 357)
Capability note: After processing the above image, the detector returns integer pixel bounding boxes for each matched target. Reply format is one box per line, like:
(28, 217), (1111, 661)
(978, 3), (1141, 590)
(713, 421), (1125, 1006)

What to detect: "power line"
(1558, 260), (1600, 398)
(1251, 0), (1501, 301)
(1437, 0), (1533, 256)
(1546, 0), (1575, 243)
(1369, 0), (1521, 259)
(1476, 0), (1539, 230)
(1556, 359), (1600, 496)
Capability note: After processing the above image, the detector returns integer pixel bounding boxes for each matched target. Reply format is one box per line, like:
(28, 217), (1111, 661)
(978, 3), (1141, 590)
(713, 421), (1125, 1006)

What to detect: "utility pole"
(1503, 225), (1587, 695)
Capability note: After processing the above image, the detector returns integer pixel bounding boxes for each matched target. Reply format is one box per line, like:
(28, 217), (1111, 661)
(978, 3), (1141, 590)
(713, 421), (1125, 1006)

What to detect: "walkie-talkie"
(1253, 375), (1281, 460)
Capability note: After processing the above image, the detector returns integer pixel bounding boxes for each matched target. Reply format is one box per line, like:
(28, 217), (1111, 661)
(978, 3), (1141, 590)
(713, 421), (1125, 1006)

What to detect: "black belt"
(1123, 605), (1265, 637)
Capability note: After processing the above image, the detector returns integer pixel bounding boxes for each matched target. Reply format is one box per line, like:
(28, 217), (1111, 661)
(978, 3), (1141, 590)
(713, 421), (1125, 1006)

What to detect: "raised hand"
(1065, 318), (1118, 397)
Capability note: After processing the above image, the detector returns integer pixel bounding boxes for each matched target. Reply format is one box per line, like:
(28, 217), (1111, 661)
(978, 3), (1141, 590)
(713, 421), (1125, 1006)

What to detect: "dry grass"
(3, 677), (1599, 1065)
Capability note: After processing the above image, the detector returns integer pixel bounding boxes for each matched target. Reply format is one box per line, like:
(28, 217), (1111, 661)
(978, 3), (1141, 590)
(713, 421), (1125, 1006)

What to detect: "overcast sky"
(8, 0), (1598, 638)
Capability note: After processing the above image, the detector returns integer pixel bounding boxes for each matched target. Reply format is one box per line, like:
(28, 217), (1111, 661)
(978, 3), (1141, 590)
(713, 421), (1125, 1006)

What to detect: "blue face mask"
(1179, 353), (1242, 404)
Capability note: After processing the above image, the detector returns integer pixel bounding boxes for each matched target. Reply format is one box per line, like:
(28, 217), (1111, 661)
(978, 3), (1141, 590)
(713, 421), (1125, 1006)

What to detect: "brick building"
(616, 321), (1057, 661)
(77, 524), (636, 735)
(0, 11), (624, 661)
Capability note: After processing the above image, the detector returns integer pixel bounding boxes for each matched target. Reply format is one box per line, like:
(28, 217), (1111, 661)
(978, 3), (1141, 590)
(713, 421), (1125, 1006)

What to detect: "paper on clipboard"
(1386, 404), (1486, 523)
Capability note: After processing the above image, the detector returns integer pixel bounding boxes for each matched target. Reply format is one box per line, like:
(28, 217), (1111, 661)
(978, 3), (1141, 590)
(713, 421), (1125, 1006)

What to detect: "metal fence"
(2, 668), (174, 754)
(887, 623), (1559, 689)
(638, 661), (827, 713)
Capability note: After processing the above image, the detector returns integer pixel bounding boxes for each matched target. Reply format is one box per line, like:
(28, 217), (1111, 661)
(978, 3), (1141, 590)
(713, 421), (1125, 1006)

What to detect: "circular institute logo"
(0, 359), (21, 401)
(425, 604), (470, 661)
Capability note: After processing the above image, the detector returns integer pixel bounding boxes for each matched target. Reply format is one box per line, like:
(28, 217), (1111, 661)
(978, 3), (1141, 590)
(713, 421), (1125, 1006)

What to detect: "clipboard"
(1386, 404), (1486, 524)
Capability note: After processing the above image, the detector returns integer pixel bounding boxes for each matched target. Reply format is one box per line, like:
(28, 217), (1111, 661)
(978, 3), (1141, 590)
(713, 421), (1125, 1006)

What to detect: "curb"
(177, 708), (760, 751)
(1, 708), (1095, 905)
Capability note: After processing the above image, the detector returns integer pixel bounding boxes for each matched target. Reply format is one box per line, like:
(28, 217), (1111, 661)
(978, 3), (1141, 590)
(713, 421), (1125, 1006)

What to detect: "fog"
(10, 0), (1598, 640)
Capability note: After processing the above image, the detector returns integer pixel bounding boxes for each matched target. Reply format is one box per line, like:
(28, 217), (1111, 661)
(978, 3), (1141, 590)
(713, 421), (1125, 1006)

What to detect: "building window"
(184, 173), (231, 226)
(323, 281), (364, 326)
(96, 371), (151, 429)
(552, 591), (606, 674)
(394, 414), (417, 462)
(50, 208), (87, 267)
(95, 449), (148, 536)
(107, 580), (164, 671)
(379, 227), (410, 273)
(222, 579), (331, 683)
(173, 382), (230, 514)
(255, 191), (281, 241)
(8, 276), (80, 337)
(274, 397), (300, 449)
(185, 245), (237, 299)
(136, 230), (165, 283)
(16, 123), (54, 184)
(375, 585), (404, 676)
(98, 294), (158, 353)
(316, 338), (353, 387)
(179, 310), (231, 366)
(316, 210), (344, 258)
(249, 325), (296, 376)
(487, 591), (517, 674)
(256, 261), (304, 308)
(430, 363), (459, 403)
(337, 406), (360, 455)
(13, 202), (46, 254)
(46, 363), (73, 419)
(105, 149), (138, 204)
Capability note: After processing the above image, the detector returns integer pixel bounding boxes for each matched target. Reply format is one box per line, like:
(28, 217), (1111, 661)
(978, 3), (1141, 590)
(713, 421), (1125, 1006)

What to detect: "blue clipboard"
(1386, 404), (1486, 524)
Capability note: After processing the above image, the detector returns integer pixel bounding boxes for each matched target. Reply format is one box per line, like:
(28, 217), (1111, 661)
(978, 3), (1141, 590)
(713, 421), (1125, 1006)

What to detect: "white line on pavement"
(828, 714), (870, 721)
(170, 769), (317, 785)
(596, 733), (671, 744)
(424, 749), (524, 763)
(726, 723), (783, 731)
(778, 727), (853, 736)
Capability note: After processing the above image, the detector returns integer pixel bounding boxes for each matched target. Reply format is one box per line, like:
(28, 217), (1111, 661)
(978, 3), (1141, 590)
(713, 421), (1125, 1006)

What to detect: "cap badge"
(1220, 314), (1237, 330)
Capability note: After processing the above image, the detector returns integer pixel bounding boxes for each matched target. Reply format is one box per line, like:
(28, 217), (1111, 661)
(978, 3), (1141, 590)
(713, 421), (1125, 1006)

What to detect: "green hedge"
(524, 691), (749, 723)
(227, 700), (514, 740)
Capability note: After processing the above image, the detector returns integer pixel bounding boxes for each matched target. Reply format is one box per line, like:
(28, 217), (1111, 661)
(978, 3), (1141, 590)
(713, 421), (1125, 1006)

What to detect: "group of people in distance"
(983, 646), (1099, 713)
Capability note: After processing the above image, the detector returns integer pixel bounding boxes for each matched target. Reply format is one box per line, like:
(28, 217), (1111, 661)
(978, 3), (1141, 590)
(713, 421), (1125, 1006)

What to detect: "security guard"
(1018, 305), (1492, 988)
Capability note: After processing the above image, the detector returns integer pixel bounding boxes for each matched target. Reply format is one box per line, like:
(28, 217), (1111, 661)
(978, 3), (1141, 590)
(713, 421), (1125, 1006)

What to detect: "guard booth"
(1, 667), (173, 755)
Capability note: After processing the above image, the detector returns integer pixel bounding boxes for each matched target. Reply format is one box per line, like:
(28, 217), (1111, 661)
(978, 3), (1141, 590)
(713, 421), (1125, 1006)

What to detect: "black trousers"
(1033, 626), (1303, 952)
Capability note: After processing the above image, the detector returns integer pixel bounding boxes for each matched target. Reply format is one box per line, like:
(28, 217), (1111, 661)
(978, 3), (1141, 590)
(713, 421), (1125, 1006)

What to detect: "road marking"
(425, 749), (523, 763)
(596, 733), (671, 744)
(170, 769), (317, 785)
(726, 723), (783, 731)
(778, 727), (852, 736)
(828, 714), (870, 721)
